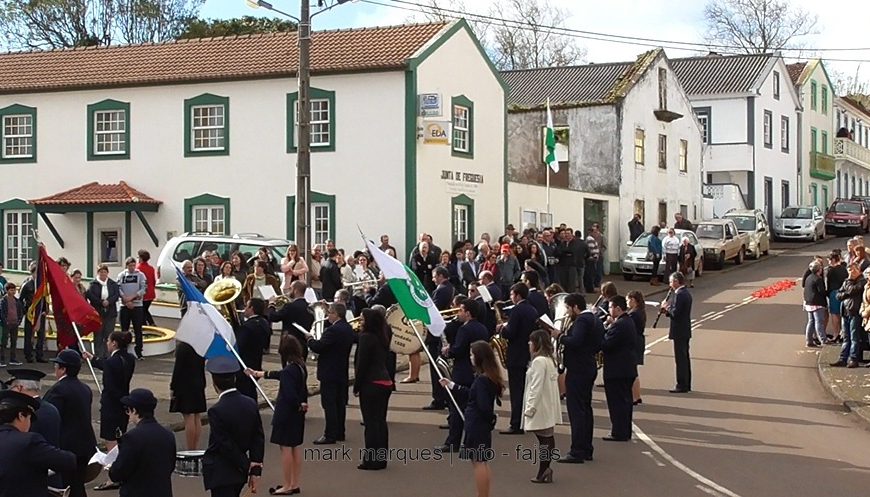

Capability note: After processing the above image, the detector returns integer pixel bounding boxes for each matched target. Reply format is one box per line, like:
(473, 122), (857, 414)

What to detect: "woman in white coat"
(522, 330), (563, 484)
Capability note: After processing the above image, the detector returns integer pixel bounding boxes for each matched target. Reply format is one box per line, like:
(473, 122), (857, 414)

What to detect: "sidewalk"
(817, 344), (870, 427)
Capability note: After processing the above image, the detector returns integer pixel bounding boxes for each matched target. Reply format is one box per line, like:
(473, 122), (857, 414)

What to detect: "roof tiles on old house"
(670, 53), (773, 95)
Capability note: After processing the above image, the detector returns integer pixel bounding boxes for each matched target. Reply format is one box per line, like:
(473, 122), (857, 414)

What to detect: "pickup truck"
(694, 219), (749, 269)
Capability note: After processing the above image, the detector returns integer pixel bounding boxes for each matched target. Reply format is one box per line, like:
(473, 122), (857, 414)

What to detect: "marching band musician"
(108, 389), (176, 497)
(234, 298), (271, 401)
(520, 271), (549, 317)
(601, 296), (638, 442)
(268, 281), (315, 362)
(203, 357), (265, 497)
(555, 293), (604, 464)
(423, 267), (454, 412)
(438, 298), (488, 453)
(479, 271), (502, 302)
(497, 283), (537, 435)
(5, 368), (63, 488)
(353, 309), (394, 471)
(467, 283), (496, 337)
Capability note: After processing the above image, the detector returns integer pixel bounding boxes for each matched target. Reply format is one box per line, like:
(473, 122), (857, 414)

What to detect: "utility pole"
(297, 0), (312, 282)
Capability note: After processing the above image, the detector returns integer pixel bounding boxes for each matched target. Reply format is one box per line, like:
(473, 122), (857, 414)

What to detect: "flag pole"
(546, 156), (551, 217)
(72, 323), (102, 394)
(407, 319), (464, 422)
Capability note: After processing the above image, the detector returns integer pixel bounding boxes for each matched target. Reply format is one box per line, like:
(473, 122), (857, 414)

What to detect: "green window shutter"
(87, 99), (130, 161)
(183, 194), (231, 235)
(0, 104), (37, 164)
(184, 94), (229, 157)
(451, 95), (474, 159)
(451, 194), (475, 245)
(287, 88), (336, 153)
(286, 192), (336, 244)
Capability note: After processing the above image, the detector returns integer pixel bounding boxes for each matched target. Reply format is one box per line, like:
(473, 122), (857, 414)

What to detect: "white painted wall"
(797, 62), (836, 207)
(693, 96), (748, 145)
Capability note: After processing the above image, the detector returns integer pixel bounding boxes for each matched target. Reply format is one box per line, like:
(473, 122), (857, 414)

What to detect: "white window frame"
(191, 104), (226, 152)
(312, 202), (330, 246)
(697, 113), (709, 144)
(192, 205), (225, 234)
(4, 209), (33, 271)
(93, 109), (127, 155)
(781, 116), (789, 152)
(452, 105), (470, 153)
(634, 128), (645, 165)
(773, 71), (780, 100)
(453, 204), (469, 241)
(521, 209), (537, 230)
(679, 139), (688, 173)
(98, 228), (122, 265)
(763, 111), (773, 148)
(2, 114), (33, 159)
(658, 134), (667, 169)
(293, 98), (331, 147)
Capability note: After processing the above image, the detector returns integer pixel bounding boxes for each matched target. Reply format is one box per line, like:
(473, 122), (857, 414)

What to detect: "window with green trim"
(1, 104), (36, 163)
(451, 95), (474, 158)
(184, 94), (229, 157)
(286, 192), (336, 243)
(184, 194), (230, 234)
(821, 86), (828, 115)
(810, 81), (817, 111)
(287, 88), (336, 153)
(88, 99), (130, 160)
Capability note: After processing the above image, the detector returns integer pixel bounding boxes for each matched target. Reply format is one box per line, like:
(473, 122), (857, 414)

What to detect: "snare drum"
(175, 450), (206, 477)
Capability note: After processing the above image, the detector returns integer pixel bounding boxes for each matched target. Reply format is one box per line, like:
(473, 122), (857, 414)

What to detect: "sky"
(202, 0), (869, 88)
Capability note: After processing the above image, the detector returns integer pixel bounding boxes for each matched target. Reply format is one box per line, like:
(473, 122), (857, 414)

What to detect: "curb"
(816, 344), (870, 429)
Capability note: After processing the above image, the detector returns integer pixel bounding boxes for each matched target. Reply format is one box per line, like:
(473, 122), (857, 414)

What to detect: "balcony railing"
(810, 151), (836, 180)
(834, 137), (870, 169)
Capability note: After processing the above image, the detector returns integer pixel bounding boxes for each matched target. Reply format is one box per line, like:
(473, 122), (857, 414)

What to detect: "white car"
(723, 209), (771, 259)
(774, 206), (825, 241)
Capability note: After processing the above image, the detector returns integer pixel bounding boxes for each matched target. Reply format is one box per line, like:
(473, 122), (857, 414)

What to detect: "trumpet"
(204, 278), (242, 328)
(343, 279), (378, 288)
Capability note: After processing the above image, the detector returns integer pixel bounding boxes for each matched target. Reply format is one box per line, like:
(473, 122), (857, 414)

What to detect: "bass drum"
(386, 305), (428, 355)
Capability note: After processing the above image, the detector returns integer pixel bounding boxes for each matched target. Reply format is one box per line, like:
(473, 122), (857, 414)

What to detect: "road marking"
(632, 424), (743, 497)
(702, 311), (716, 318)
(696, 484), (728, 496)
(641, 450), (666, 467)
(724, 304), (737, 310)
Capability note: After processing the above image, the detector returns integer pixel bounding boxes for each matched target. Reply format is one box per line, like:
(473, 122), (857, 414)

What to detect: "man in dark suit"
(520, 271), (549, 317)
(0, 390), (77, 497)
(235, 298), (272, 401)
(366, 278), (398, 308)
(269, 280), (315, 360)
(467, 282), (496, 337)
(601, 296), (638, 442)
(43, 349), (97, 497)
(109, 389), (176, 497)
(438, 298), (489, 452)
(306, 302), (354, 444)
(479, 271), (502, 302)
(498, 283), (537, 434)
(319, 249), (343, 301)
(423, 267), (454, 411)
(556, 293), (604, 463)
(19, 262), (47, 363)
(460, 249), (478, 288)
(203, 357), (265, 497)
(662, 271), (693, 393)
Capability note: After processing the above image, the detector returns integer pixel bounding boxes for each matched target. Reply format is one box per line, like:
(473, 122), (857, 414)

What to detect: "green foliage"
(178, 16), (297, 39)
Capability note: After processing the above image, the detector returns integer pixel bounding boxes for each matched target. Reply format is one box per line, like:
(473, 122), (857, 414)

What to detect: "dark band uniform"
(43, 350), (97, 497)
(442, 319), (488, 448)
(665, 286), (693, 392)
(267, 297), (314, 359)
(500, 299), (537, 432)
(203, 357), (265, 497)
(559, 310), (604, 461)
(109, 389), (176, 497)
(91, 348), (136, 440)
(426, 282), (454, 408)
(234, 314), (271, 401)
(7, 368), (63, 488)
(601, 313), (638, 441)
(454, 375), (499, 462)
(307, 318), (354, 443)
(526, 288), (549, 317)
(0, 390), (77, 497)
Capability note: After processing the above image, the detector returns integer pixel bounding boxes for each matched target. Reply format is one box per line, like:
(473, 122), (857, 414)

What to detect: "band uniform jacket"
(268, 298), (314, 357)
(32, 398), (61, 448)
(501, 300), (538, 368)
(319, 259), (343, 301)
(308, 320), (354, 383)
(43, 375), (97, 459)
(446, 320), (489, 386)
(92, 350), (136, 419)
(0, 425), (76, 497)
(108, 417), (176, 497)
(236, 315), (271, 372)
(428, 283), (454, 346)
(203, 390), (265, 490)
(526, 289), (548, 317)
(666, 287), (694, 340)
(366, 284), (397, 308)
(353, 333), (391, 394)
(559, 311), (604, 377)
(601, 314), (639, 381)
(485, 283), (503, 303)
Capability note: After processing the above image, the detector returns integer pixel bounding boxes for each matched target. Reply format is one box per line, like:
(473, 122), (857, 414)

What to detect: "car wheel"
(718, 252), (726, 269)
(623, 273), (633, 281)
(735, 247), (744, 265)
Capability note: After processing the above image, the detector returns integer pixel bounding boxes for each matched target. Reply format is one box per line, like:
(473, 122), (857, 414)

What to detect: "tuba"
(490, 301), (509, 369)
(204, 278), (242, 328)
(550, 293), (570, 373)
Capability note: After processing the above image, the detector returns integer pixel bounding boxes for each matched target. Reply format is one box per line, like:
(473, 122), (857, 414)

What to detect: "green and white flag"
(545, 98), (559, 173)
(365, 238), (445, 337)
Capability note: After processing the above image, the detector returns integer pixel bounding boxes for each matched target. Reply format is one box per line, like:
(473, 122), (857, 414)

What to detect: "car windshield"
(727, 216), (756, 231)
(781, 207), (813, 219)
(833, 202), (862, 214)
(696, 224), (723, 239)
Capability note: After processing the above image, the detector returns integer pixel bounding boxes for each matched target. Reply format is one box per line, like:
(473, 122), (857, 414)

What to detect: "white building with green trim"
(0, 20), (506, 278)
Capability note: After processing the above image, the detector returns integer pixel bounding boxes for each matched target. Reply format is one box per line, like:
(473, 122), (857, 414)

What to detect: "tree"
(178, 16), (297, 40)
(703, 0), (818, 54)
(831, 67), (869, 96)
(0, 0), (203, 50)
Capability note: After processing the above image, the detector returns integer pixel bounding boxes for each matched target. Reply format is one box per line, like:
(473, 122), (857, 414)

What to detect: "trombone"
(343, 279), (378, 288)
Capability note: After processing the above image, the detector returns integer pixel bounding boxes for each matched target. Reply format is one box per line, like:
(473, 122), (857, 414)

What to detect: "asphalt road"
(92, 236), (870, 497)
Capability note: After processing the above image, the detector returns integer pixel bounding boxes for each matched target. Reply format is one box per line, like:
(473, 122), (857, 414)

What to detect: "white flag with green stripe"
(365, 238), (445, 337)
(545, 98), (559, 173)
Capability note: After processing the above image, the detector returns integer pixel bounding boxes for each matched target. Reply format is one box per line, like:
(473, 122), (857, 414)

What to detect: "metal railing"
(810, 151), (836, 180)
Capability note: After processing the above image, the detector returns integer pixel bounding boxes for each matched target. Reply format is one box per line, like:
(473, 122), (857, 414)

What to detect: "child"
(0, 282), (24, 366)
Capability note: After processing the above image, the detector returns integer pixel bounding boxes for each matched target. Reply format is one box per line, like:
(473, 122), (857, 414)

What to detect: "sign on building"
(418, 93), (442, 117)
(423, 122), (451, 145)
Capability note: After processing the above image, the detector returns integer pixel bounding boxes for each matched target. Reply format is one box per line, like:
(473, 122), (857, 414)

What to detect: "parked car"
(824, 199), (869, 236)
(695, 219), (749, 269)
(156, 233), (291, 285)
(773, 206), (825, 241)
(621, 229), (703, 281)
(723, 209), (771, 258)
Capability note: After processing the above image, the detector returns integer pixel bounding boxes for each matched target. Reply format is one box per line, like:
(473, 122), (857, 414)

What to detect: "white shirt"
(663, 235), (681, 255)
(218, 388), (238, 401)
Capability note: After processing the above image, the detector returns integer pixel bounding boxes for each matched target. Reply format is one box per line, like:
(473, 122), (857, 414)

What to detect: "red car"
(825, 199), (870, 236)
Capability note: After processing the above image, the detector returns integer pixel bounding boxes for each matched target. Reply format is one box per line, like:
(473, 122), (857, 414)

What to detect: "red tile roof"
(786, 62), (806, 85)
(30, 181), (161, 206)
(0, 22), (449, 94)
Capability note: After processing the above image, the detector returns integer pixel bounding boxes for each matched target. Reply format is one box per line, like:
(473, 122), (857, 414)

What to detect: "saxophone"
(490, 301), (509, 369)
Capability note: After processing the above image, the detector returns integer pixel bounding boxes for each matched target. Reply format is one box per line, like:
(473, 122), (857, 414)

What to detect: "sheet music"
(538, 314), (555, 329)
(88, 446), (118, 467)
(258, 285), (277, 301)
(304, 288), (318, 303)
(478, 285), (492, 303)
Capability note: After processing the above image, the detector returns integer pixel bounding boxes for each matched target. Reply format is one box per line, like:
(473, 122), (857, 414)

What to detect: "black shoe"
(357, 463), (386, 470)
(633, 398), (643, 406)
(313, 436), (336, 445)
(435, 444), (459, 453)
(584, 455), (593, 461)
(668, 388), (690, 393)
(438, 424), (450, 429)
(830, 360), (848, 367)
(422, 403), (447, 411)
(25, 358), (33, 364)
(35, 358), (47, 363)
(602, 436), (630, 442)
(499, 428), (524, 435)
(336, 437), (345, 442)
(557, 455), (585, 464)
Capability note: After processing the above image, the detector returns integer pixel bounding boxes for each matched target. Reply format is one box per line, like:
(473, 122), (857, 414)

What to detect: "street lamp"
(246, 0), (353, 282)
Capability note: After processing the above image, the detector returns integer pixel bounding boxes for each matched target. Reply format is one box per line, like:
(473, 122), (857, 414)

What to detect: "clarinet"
(653, 288), (675, 328)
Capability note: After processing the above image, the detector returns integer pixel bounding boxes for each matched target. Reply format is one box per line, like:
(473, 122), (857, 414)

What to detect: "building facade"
(787, 59), (836, 208)
(672, 53), (802, 222)
(503, 49), (704, 268)
(833, 96), (870, 199)
(0, 20), (506, 277)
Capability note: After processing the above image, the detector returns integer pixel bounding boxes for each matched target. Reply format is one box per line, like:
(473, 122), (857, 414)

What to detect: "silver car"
(621, 229), (704, 281)
(773, 206), (824, 241)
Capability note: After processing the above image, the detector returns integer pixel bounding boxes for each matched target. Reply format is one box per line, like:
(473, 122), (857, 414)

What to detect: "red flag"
(38, 246), (102, 348)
